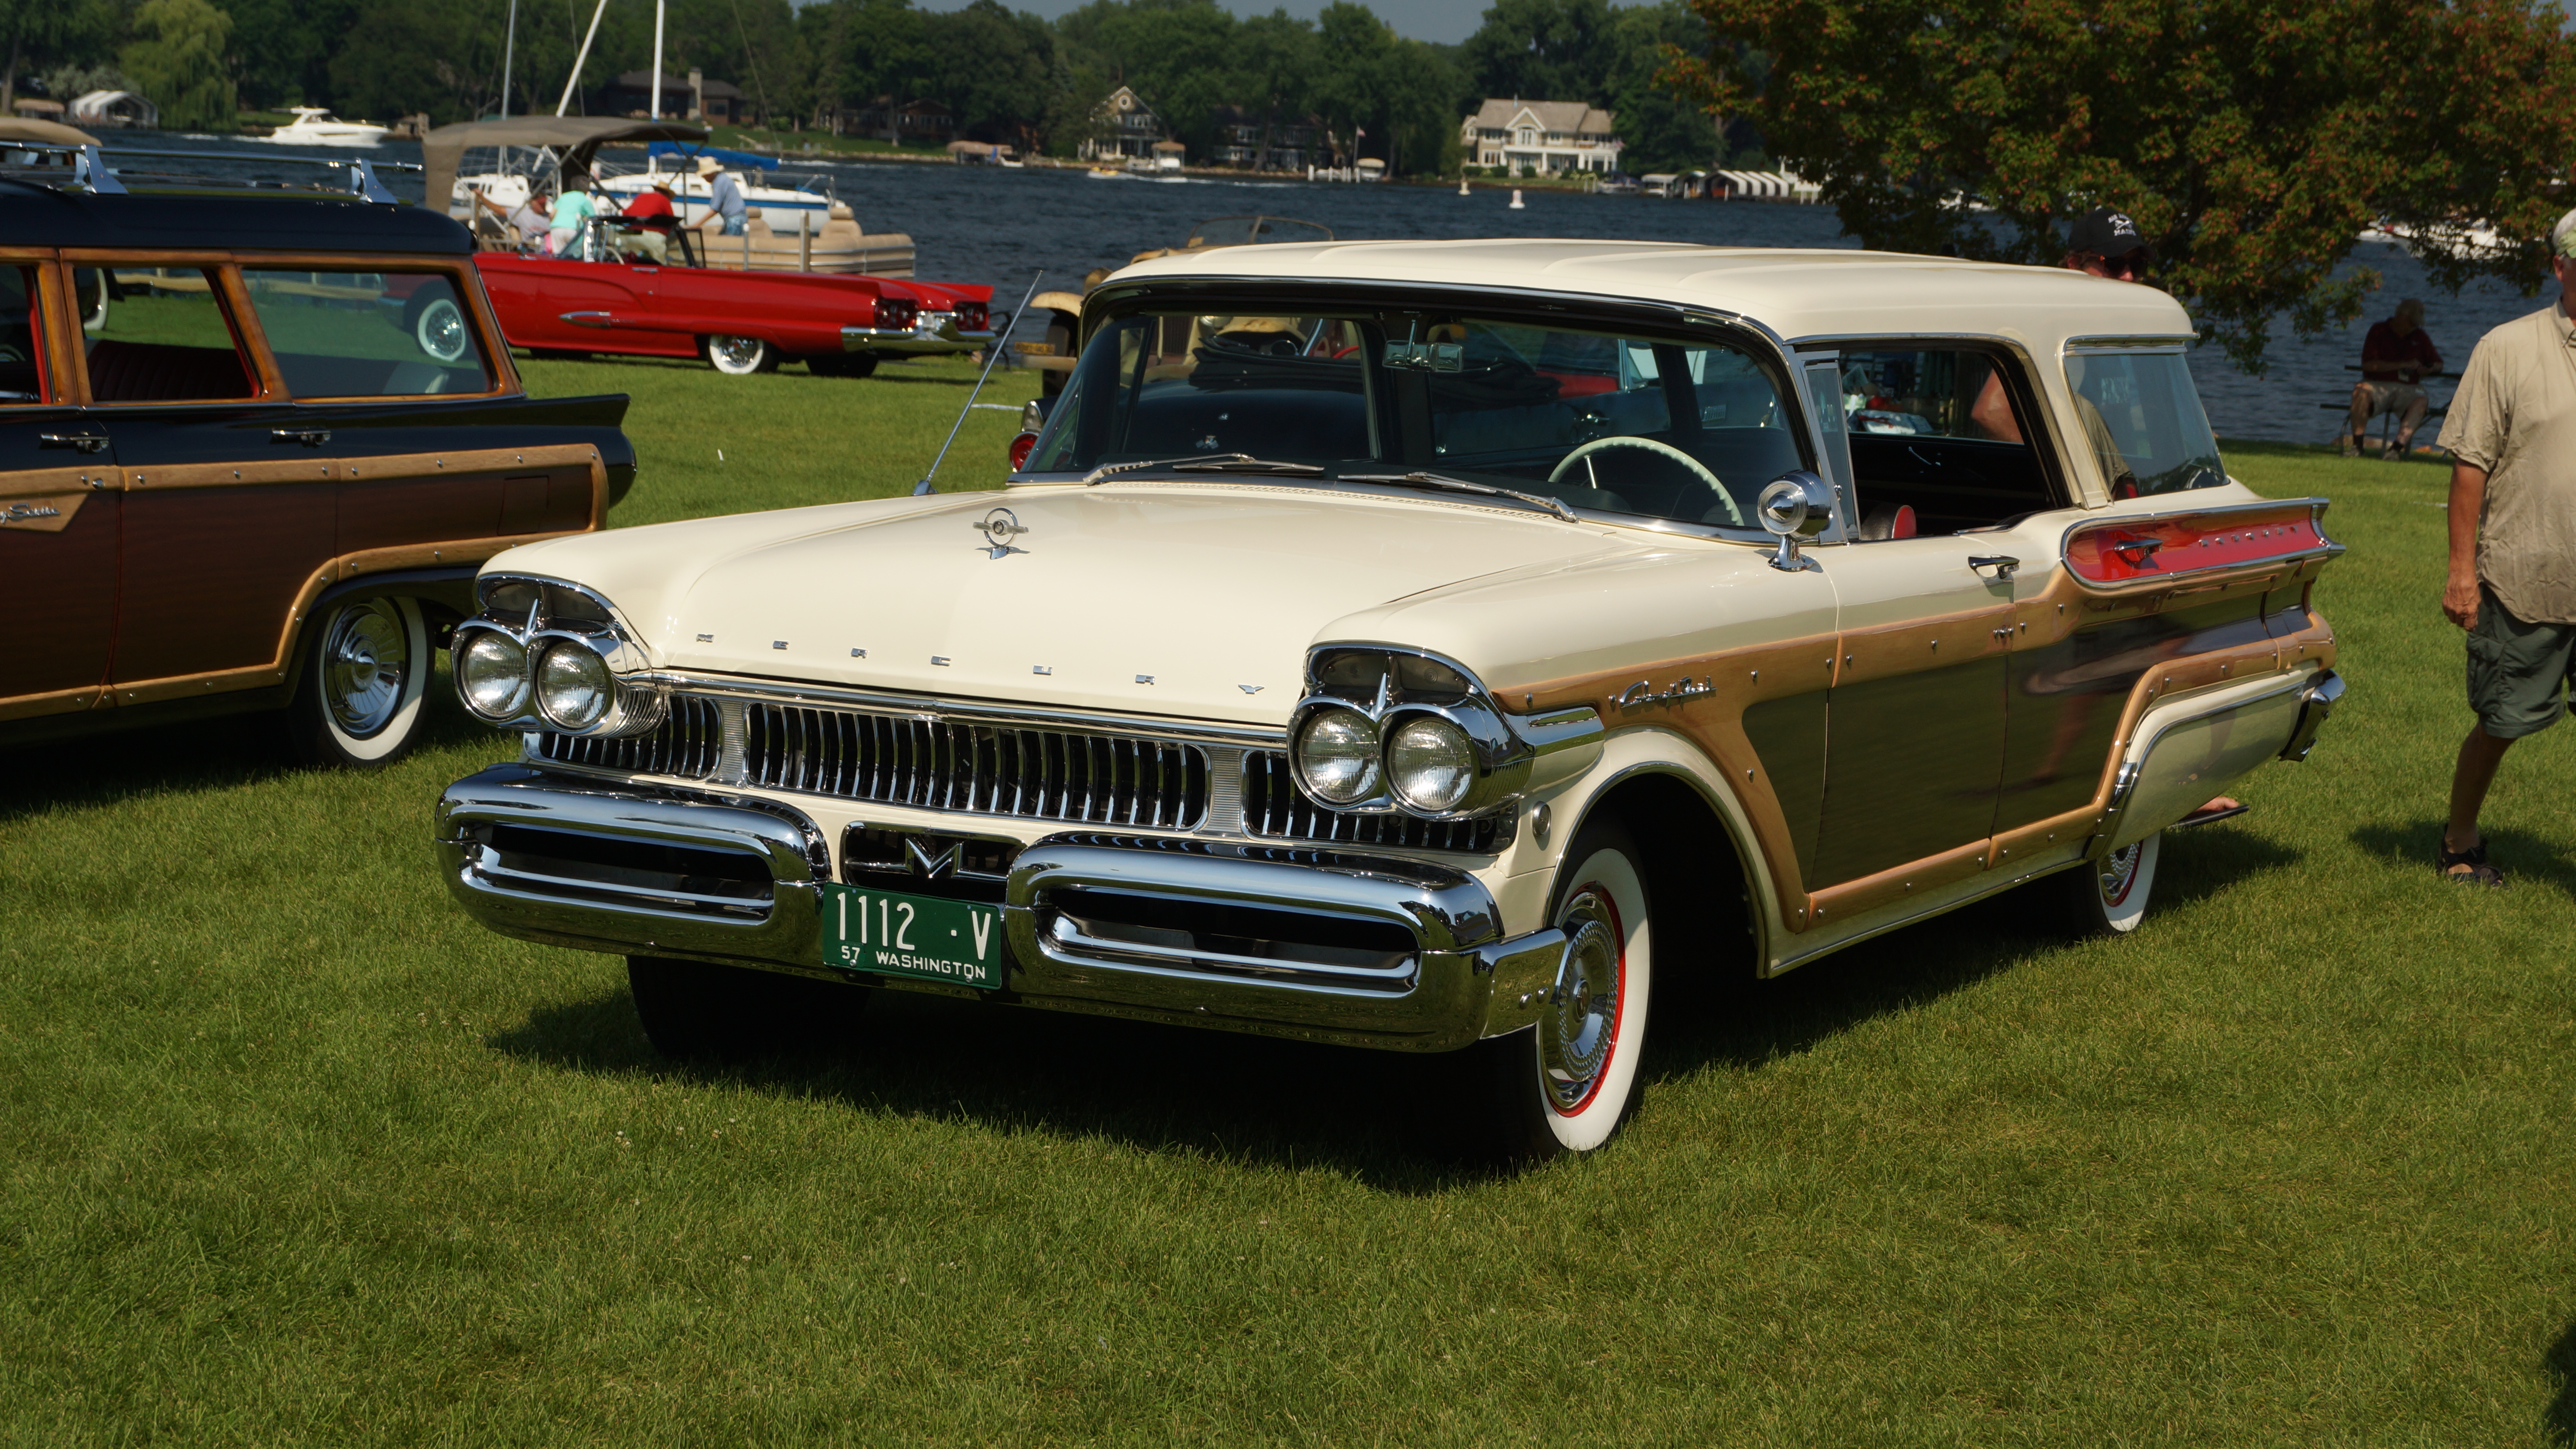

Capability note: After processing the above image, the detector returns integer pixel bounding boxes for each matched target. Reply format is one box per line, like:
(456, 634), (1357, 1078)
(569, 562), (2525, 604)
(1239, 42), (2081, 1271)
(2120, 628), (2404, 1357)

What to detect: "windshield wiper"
(1081, 453), (1325, 485)
(1339, 470), (1582, 524)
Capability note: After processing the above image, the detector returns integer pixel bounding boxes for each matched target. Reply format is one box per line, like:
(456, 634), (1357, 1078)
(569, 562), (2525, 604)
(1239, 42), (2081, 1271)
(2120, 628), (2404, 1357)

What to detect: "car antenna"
(914, 270), (1045, 497)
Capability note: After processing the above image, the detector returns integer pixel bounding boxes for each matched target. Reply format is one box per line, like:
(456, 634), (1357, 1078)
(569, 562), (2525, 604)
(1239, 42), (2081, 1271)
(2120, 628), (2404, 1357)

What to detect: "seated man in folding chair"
(2344, 298), (2442, 458)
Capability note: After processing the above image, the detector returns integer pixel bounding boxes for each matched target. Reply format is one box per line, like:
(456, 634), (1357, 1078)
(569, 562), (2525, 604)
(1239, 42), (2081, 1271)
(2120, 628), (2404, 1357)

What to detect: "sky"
(899, 0), (1653, 46)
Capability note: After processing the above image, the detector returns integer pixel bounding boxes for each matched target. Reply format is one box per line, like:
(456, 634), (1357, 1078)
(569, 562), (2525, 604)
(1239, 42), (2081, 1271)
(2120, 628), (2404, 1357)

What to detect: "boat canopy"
(0, 118), (101, 147)
(644, 141), (778, 170)
(422, 116), (708, 211)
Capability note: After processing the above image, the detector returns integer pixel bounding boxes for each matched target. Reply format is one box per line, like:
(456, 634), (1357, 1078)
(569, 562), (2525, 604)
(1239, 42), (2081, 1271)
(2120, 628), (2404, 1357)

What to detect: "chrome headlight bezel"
(1286, 645), (1576, 823)
(450, 574), (665, 738)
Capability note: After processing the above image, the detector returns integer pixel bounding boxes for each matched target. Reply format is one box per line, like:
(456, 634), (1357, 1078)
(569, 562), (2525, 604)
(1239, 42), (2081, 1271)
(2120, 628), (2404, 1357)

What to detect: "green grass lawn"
(5, 373), (2573, 1444)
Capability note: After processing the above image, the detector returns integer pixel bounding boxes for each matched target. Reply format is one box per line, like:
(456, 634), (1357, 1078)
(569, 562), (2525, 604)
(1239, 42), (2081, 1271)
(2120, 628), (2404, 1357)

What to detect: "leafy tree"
(1601, 3), (1713, 173)
(1662, 0), (2576, 372)
(1057, 0), (1242, 159)
(326, 0), (511, 124)
(0, 0), (125, 111)
(221, 0), (359, 108)
(120, 0), (236, 130)
(1462, 0), (1613, 104)
(922, 0), (1067, 151)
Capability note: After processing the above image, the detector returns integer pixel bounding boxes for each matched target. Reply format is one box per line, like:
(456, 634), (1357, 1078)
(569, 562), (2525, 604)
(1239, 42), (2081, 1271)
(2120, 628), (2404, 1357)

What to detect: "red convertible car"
(475, 231), (993, 379)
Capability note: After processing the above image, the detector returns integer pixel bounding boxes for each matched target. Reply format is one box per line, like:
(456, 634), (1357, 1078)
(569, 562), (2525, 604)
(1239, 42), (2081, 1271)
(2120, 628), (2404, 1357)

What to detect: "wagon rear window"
(239, 270), (491, 397)
(84, 266), (258, 403)
(2063, 351), (2225, 497)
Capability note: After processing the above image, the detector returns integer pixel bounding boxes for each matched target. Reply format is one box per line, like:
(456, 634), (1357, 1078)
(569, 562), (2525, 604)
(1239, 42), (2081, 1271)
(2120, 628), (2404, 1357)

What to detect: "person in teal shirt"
(547, 176), (598, 258)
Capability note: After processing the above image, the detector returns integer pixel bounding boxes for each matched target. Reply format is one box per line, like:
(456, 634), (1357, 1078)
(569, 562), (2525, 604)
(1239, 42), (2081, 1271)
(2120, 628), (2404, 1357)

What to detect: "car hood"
(490, 482), (1642, 728)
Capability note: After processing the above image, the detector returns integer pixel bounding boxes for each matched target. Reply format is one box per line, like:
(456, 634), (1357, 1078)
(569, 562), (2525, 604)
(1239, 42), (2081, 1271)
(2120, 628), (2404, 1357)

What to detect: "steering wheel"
(1547, 435), (1742, 526)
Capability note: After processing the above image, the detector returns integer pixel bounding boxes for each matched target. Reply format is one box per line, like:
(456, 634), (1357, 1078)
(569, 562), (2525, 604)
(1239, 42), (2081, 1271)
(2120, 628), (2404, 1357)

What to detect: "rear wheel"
(705, 334), (778, 376)
(1424, 819), (1654, 1162)
(627, 955), (865, 1061)
(2061, 832), (2162, 936)
(287, 594), (430, 768)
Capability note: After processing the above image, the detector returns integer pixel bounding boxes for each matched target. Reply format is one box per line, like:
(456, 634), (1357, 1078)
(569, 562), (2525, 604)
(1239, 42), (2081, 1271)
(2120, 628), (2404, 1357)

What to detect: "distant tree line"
(0, 0), (1743, 175)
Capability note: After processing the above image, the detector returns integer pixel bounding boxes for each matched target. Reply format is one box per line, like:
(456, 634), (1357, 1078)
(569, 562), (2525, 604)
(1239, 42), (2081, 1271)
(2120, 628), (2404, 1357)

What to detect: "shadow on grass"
(487, 978), (1505, 1193)
(1649, 823), (2299, 1084)
(487, 825), (2301, 1190)
(2351, 820), (2576, 898)
(0, 679), (494, 826)
(2548, 1319), (2576, 1445)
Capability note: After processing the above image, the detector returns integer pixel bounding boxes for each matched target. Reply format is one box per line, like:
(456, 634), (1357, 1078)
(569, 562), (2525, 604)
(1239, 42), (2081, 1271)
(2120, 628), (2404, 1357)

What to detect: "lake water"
(121, 133), (2568, 443)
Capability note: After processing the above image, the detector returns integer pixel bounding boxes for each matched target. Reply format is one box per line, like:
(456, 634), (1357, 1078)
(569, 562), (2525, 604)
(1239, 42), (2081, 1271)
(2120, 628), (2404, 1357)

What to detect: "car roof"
(1106, 239), (2196, 351)
(0, 181), (474, 255)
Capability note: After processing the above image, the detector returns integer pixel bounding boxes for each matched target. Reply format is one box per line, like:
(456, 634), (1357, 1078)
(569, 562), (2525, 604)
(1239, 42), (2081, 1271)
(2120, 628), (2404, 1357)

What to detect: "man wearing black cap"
(2065, 206), (2152, 280)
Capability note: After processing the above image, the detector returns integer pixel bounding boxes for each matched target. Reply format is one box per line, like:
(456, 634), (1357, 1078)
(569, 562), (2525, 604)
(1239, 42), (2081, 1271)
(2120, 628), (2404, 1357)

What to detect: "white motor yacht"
(257, 108), (389, 148)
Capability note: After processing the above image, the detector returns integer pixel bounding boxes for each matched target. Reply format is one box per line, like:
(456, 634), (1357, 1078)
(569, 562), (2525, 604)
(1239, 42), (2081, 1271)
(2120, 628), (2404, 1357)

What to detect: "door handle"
(559, 310), (614, 328)
(2111, 537), (2163, 565)
(38, 432), (109, 453)
(270, 427), (331, 447)
(1968, 554), (2020, 582)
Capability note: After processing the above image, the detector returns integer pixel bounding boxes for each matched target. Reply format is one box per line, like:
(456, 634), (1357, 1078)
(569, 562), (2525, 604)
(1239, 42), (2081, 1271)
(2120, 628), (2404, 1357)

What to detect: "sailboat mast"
(555, 0), (611, 118)
(498, 0), (517, 119)
(650, 0), (666, 142)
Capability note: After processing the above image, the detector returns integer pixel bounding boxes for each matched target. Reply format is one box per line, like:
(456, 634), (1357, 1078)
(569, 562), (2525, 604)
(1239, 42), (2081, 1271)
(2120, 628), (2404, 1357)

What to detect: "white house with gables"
(1461, 99), (1622, 175)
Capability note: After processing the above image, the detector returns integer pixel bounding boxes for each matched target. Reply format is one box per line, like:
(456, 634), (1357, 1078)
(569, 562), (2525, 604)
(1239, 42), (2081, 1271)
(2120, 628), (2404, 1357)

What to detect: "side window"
(238, 269), (494, 397)
(2063, 351), (2226, 497)
(1835, 346), (2055, 537)
(83, 265), (259, 403)
(0, 266), (49, 405)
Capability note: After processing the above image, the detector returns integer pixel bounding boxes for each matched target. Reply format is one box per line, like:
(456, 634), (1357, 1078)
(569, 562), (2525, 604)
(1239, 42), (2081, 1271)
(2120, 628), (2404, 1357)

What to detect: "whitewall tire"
(2064, 831), (2161, 936)
(1431, 819), (1654, 1161)
(705, 335), (777, 376)
(288, 594), (430, 768)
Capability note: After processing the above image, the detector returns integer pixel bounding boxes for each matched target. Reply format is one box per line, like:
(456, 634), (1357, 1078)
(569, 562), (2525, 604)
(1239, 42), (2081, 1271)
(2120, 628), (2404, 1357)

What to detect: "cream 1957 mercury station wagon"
(433, 241), (2344, 1159)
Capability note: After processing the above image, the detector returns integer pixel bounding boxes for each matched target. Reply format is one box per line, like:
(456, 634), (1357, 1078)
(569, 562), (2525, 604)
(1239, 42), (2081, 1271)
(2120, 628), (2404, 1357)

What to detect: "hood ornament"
(974, 506), (1030, 559)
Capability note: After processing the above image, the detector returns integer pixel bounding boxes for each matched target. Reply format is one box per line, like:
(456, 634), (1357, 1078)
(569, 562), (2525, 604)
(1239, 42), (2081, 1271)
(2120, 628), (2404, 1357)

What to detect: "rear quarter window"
(2063, 350), (2226, 497)
(240, 269), (492, 397)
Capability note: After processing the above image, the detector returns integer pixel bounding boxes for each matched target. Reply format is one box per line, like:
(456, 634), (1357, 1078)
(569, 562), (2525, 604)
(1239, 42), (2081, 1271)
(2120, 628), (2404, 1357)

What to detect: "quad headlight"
(1285, 647), (1574, 825)
(1385, 715), (1477, 812)
(1295, 707), (1382, 803)
(450, 576), (664, 737)
(458, 632), (532, 720)
(535, 640), (615, 729)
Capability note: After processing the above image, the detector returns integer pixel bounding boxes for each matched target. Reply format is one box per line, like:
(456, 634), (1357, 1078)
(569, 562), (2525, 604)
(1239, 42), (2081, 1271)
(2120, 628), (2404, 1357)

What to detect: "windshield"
(1024, 306), (1807, 529)
(2063, 350), (2227, 497)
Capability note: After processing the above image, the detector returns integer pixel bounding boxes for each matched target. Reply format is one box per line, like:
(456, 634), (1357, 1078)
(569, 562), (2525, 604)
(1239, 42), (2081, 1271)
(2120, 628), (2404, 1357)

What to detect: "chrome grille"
(1241, 752), (1507, 854)
(534, 694), (723, 778)
(744, 703), (1209, 829)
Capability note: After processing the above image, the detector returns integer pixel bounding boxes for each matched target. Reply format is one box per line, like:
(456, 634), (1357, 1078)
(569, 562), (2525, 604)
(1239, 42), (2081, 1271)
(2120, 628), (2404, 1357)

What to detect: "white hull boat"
(256, 107), (388, 148)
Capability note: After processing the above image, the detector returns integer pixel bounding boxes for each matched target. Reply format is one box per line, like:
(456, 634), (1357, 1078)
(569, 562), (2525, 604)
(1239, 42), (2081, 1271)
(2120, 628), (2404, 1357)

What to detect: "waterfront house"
(1081, 86), (1166, 162)
(1460, 99), (1622, 176)
(1211, 106), (1332, 171)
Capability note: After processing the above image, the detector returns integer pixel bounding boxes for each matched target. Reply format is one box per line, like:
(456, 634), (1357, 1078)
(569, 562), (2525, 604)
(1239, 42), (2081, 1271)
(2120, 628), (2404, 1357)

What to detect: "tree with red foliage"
(1661, 0), (2576, 371)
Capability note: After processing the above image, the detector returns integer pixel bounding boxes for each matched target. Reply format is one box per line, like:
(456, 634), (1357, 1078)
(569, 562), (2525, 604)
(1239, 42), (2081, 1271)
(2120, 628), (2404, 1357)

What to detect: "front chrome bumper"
(839, 319), (998, 356)
(435, 764), (1566, 1051)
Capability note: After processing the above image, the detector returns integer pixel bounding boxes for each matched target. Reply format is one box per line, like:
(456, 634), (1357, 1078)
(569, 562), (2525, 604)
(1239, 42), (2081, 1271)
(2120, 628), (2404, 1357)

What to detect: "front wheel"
(2061, 831), (2162, 935)
(627, 955), (865, 1061)
(287, 594), (431, 768)
(704, 334), (778, 376)
(1427, 819), (1654, 1162)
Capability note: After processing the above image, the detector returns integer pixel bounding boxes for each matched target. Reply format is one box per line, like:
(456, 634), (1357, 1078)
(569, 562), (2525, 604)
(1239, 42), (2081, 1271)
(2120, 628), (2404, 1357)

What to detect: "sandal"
(2437, 839), (2508, 888)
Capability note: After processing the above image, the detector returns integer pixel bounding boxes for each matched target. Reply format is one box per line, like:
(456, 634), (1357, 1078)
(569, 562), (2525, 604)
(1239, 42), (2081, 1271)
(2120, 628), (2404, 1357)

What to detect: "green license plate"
(819, 882), (1006, 990)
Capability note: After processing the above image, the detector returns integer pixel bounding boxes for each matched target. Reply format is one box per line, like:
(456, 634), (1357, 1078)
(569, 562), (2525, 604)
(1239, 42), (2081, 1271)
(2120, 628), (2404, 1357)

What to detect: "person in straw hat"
(692, 153), (748, 237)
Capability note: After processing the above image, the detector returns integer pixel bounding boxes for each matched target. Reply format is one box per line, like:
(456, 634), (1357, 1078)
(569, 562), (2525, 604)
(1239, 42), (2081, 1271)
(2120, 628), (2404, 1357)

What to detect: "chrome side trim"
(2094, 668), (2319, 854)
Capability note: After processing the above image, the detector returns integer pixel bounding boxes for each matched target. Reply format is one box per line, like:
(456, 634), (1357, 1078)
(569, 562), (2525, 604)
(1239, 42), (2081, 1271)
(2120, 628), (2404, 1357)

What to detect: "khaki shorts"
(2354, 380), (2427, 417)
(2467, 586), (2576, 738)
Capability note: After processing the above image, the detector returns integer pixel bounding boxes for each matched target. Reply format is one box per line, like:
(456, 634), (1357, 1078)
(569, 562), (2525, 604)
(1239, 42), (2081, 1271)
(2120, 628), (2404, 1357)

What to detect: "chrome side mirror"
(1757, 470), (1835, 572)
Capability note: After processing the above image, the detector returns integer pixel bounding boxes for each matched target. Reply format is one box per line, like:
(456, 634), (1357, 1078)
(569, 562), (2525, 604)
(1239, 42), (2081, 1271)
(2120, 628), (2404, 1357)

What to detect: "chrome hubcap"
(323, 600), (409, 737)
(710, 336), (762, 371)
(416, 299), (467, 362)
(2099, 842), (2144, 907)
(1539, 888), (1623, 1114)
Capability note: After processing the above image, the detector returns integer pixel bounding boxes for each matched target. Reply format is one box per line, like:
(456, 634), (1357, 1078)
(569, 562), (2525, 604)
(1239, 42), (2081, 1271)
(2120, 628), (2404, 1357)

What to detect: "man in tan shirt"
(2433, 206), (2576, 886)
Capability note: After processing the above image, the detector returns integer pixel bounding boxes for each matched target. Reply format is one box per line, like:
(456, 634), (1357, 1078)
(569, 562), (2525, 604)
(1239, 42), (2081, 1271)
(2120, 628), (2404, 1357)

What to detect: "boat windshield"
(1022, 306), (1807, 530)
